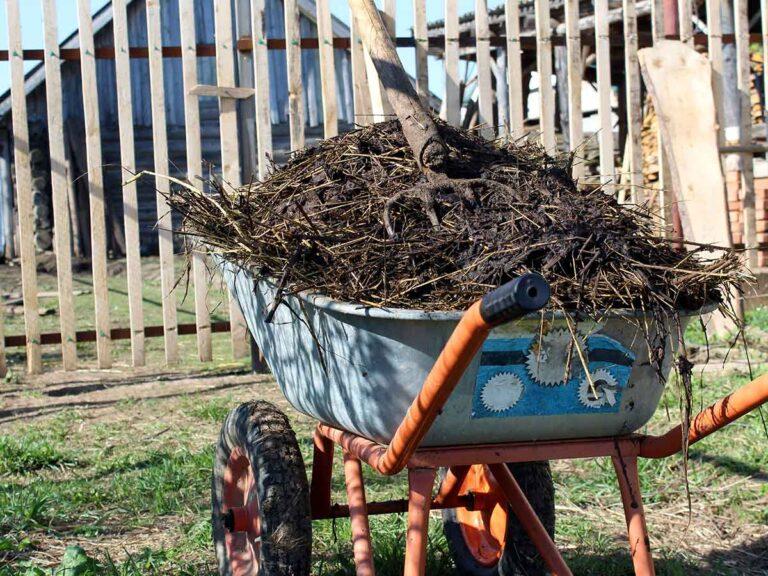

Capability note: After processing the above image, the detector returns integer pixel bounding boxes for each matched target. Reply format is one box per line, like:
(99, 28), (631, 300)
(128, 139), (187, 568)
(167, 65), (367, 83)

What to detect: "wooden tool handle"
(348, 0), (448, 170)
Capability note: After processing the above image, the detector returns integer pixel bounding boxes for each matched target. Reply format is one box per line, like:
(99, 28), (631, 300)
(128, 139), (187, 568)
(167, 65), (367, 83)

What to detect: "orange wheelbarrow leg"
(344, 453), (376, 576)
(488, 463), (573, 576)
(612, 455), (655, 576)
(404, 467), (437, 576)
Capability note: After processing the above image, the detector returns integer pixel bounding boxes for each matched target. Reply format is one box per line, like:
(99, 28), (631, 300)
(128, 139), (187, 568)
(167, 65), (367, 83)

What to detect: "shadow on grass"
(689, 451), (768, 483)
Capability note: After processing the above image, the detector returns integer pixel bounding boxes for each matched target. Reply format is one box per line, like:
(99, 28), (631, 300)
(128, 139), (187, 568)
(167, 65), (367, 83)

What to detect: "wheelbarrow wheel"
(442, 462), (555, 576)
(212, 401), (311, 576)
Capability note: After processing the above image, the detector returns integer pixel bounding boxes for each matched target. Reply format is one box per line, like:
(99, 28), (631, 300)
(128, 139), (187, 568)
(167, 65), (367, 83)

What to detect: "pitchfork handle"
(480, 273), (550, 327)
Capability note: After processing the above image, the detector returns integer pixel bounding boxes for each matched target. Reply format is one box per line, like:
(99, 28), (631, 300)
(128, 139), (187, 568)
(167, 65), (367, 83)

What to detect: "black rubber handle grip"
(479, 273), (550, 327)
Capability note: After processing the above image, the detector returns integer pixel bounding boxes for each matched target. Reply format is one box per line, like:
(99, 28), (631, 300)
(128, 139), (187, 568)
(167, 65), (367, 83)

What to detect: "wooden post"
(595, 0), (615, 195)
(0, 297), (6, 378)
(77, 0), (112, 368)
(535, 0), (556, 151)
(113, 0), (146, 367)
(506, 0), (524, 139)
(214, 0), (250, 358)
(565, 0), (583, 178)
(351, 8), (372, 125)
(284, 0), (305, 151)
(495, 48), (509, 136)
(8, 0), (42, 374)
(445, 0), (461, 127)
(475, 0), (494, 140)
(316, 0), (339, 138)
(413, 0), (429, 106)
(179, 0), (213, 362)
(147, 0), (179, 365)
(0, 131), (13, 261)
(623, 0), (644, 203)
(735, 0), (757, 267)
(251, 0), (274, 179)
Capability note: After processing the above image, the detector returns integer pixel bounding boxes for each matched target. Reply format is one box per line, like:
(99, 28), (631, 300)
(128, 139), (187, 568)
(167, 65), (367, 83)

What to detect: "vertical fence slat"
(179, 0), (212, 361)
(595, 0), (614, 194)
(623, 0), (644, 203)
(364, 2), (394, 121)
(445, 0), (460, 127)
(564, 0), (583, 178)
(534, 0), (555, 150)
(350, 12), (372, 125)
(41, 0), (77, 370)
(505, 0), (524, 138)
(146, 0), (179, 365)
(77, 0), (111, 368)
(735, 0), (757, 266)
(678, 0), (694, 45)
(251, 0), (274, 179)
(707, 0), (724, 144)
(214, 0), (250, 358)
(475, 0), (494, 139)
(316, 0), (339, 137)
(112, 0), (146, 366)
(7, 0), (42, 373)
(413, 0), (429, 105)
(284, 0), (305, 150)
(0, 297), (5, 377)
(762, 0), (768, 152)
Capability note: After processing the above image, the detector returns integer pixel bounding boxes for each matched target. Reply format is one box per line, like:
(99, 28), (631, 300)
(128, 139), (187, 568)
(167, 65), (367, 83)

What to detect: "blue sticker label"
(471, 329), (636, 419)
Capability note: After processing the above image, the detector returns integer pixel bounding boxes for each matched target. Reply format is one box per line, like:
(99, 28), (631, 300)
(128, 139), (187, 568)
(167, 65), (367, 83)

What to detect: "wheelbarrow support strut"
(309, 271), (768, 576)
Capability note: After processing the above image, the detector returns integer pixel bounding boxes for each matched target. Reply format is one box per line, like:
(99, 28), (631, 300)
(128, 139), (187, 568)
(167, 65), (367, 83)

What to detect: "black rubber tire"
(442, 462), (555, 576)
(212, 401), (312, 576)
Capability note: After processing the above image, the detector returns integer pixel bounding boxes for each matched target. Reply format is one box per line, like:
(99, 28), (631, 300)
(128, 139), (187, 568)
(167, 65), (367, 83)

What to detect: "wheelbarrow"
(213, 263), (768, 576)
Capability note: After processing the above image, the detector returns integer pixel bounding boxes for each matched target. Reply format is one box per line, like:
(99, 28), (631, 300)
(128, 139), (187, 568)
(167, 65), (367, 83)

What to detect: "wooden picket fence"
(0, 0), (762, 376)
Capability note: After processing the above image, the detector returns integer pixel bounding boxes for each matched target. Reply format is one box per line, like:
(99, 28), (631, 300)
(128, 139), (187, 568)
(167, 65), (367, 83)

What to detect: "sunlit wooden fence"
(0, 0), (764, 376)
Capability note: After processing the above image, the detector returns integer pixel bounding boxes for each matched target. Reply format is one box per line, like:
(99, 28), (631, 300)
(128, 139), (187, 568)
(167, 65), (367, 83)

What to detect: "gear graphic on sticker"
(526, 328), (587, 386)
(578, 368), (619, 409)
(481, 372), (524, 412)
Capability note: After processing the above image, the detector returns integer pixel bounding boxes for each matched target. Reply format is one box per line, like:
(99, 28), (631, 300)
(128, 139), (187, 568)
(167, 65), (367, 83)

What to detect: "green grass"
(0, 367), (766, 573)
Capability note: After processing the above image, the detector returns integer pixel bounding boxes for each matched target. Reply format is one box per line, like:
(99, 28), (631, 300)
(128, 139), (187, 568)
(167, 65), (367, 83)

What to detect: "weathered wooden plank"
(534, 0), (556, 150)
(316, 0), (339, 137)
(189, 84), (255, 99)
(0, 297), (6, 378)
(364, 0), (394, 121)
(735, 0), (756, 267)
(594, 0), (614, 194)
(214, 0), (250, 358)
(505, 0), (524, 138)
(77, 0), (111, 368)
(147, 0), (179, 364)
(475, 0), (494, 139)
(761, 0), (768, 152)
(251, 0), (273, 179)
(284, 0), (305, 150)
(564, 0), (583, 178)
(413, 0), (429, 105)
(112, 0), (145, 366)
(179, 0), (212, 361)
(623, 0), (644, 203)
(445, 0), (461, 127)
(350, 11), (372, 125)
(679, 0), (694, 45)
(7, 0), (42, 374)
(41, 0), (77, 370)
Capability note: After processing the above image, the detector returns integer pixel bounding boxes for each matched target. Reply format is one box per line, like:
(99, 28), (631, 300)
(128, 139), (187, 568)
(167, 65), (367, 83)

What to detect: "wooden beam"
(42, 0), (78, 370)
(77, 0), (111, 369)
(445, 0), (461, 127)
(251, 0), (274, 179)
(350, 11), (372, 125)
(214, 0), (250, 358)
(706, 0), (724, 148)
(284, 0), (305, 150)
(188, 84), (255, 99)
(623, 0), (644, 203)
(565, 0), (584, 178)
(112, 0), (146, 367)
(179, 0), (212, 362)
(505, 0), (524, 138)
(316, 0), (339, 137)
(535, 0), (556, 150)
(413, 0), (429, 105)
(678, 0), (694, 45)
(147, 0), (179, 365)
(595, 0), (615, 194)
(475, 0), (494, 139)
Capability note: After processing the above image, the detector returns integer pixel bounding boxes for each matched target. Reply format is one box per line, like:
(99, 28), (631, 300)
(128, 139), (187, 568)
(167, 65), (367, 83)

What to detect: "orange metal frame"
(306, 300), (768, 576)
